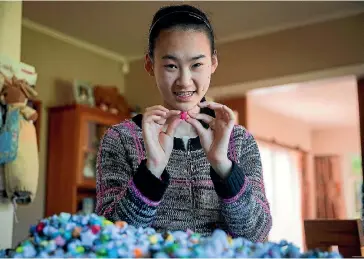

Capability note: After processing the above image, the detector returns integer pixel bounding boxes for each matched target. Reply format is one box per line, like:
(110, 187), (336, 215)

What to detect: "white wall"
(0, 1), (22, 249)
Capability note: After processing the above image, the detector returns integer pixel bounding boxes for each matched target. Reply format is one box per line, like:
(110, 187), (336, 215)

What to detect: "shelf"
(78, 179), (96, 190)
(77, 188), (96, 200)
(48, 103), (127, 126)
(45, 103), (129, 217)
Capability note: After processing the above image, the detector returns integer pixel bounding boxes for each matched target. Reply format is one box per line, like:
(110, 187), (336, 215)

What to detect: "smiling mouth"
(174, 91), (196, 97)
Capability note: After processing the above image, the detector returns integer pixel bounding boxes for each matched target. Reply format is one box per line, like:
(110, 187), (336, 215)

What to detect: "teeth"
(175, 91), (194, 97)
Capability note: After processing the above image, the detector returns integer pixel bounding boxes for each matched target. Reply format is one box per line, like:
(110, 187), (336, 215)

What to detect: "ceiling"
(22, 1), (364, 60)
(247, 75), (359, 130)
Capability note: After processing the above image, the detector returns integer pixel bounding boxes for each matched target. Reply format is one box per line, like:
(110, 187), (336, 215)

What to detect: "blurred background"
(1, 0), (364, 251)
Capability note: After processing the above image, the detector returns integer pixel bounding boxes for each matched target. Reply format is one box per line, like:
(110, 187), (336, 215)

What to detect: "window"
(258, 142), (304, 250)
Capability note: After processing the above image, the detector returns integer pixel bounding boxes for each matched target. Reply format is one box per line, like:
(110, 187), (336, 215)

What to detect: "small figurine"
(93, 85), (130, 116)
(1, 76), (38, 121)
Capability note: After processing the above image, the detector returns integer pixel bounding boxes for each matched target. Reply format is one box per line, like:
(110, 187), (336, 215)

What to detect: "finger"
(145, 105), (168, 112)
(144, 109), (167, 118)
(145, 109), (180, 121)
(165, 117), (182, 137)
(214, 106), (225, 121)
(223, 105), (236, 124)
(143, 115), (166, 125)
(198, 100), (211, 107)
(188, 112), (214, 125)
(145, 105), (169, 113)
(198, 101), (226, 120)
(166, 110), (181, 118)
(185, 117), (207, 136)
(165, 110), (181, 125)
(200, 101), (233, 122)
(198, 101), (223, 110)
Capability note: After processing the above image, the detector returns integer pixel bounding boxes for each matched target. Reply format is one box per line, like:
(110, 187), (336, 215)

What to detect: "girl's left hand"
(186, 101), (236, 176)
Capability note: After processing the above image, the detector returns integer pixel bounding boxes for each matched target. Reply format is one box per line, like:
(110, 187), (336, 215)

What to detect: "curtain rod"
(254, 136), (309, 154)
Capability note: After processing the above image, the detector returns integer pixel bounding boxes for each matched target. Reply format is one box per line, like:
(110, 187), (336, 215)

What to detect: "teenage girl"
(96, 4), (272, 242)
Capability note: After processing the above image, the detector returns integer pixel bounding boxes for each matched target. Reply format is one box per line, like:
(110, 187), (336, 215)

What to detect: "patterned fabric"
(4, 112), (39, 204)
(96, 114), (272, 242)
(0, 108), (20, 165)
(0, 104), (6, 198)
(0, 104), (39, 204)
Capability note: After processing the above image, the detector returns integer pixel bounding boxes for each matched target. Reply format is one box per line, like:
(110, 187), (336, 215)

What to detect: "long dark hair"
(199, 96), (215, 128)
(148, 4), (215, 59)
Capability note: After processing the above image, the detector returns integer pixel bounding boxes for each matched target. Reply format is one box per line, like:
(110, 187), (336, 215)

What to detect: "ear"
(144, 54), (154, 76)
(211, 50), (218, 74)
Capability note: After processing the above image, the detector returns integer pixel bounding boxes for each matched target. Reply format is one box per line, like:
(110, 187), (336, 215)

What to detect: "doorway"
(217, 72), (364, 250)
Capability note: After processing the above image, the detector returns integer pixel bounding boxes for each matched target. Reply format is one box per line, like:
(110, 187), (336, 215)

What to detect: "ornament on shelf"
(73, 80), (95, 107)
(93, 85), (129, 115)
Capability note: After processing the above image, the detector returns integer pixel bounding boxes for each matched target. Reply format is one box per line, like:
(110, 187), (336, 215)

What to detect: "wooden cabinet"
(45, 104), (128, 217)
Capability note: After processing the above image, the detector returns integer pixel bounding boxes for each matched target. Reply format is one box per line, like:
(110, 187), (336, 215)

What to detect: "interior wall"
(212, 13), (364, 88)
(13, 26), (125, 246)
(248, 100), (312, 151)
(0, 1), (22, 249)
(125, 59), (161, 110)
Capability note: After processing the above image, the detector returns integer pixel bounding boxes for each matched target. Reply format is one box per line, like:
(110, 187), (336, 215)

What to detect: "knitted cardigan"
(96, 114), (272, 242)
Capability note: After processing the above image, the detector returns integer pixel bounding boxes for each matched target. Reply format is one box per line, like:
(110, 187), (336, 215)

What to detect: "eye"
(192, 63), (203, 68)
(164, 64), (177, 70)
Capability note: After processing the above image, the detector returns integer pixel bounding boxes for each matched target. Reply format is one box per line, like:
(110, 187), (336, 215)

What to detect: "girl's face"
(145, 29), (218, 112)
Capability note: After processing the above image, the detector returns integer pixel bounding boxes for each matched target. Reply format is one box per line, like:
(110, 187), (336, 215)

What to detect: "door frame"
(357, 77), (364, 184)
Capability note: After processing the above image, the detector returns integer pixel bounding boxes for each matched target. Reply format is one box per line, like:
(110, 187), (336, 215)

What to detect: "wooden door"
(218, 95), (248, 127)
(357, 77), (364, 186)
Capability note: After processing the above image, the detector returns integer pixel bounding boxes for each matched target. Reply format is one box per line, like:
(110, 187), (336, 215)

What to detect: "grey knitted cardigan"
(96, 114), (272, 242)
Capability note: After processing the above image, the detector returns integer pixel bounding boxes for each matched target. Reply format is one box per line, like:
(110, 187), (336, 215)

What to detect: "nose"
(176, 68), (193, 88)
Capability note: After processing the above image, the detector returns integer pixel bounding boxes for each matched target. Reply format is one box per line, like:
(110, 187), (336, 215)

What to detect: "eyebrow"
(161, 54), (206, 61)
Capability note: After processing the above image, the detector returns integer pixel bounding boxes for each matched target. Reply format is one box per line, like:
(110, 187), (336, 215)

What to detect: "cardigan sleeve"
(210, 125), (272, 242)
(96, 125), (169, 226)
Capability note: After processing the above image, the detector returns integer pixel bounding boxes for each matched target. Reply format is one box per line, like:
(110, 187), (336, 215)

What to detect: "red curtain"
(314, 156), (346, 219)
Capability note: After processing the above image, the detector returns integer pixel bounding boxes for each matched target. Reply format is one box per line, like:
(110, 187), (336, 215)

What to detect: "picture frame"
(82, 197), (95, 214)
(83, 151), (96, 179)
(73, 80), (94, 106)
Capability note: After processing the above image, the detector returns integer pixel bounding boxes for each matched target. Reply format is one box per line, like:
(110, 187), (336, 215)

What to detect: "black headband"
(149, 10), (212, 36)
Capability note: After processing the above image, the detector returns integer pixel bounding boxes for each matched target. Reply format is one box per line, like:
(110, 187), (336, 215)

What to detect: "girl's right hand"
(142, 105), (181, 177)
